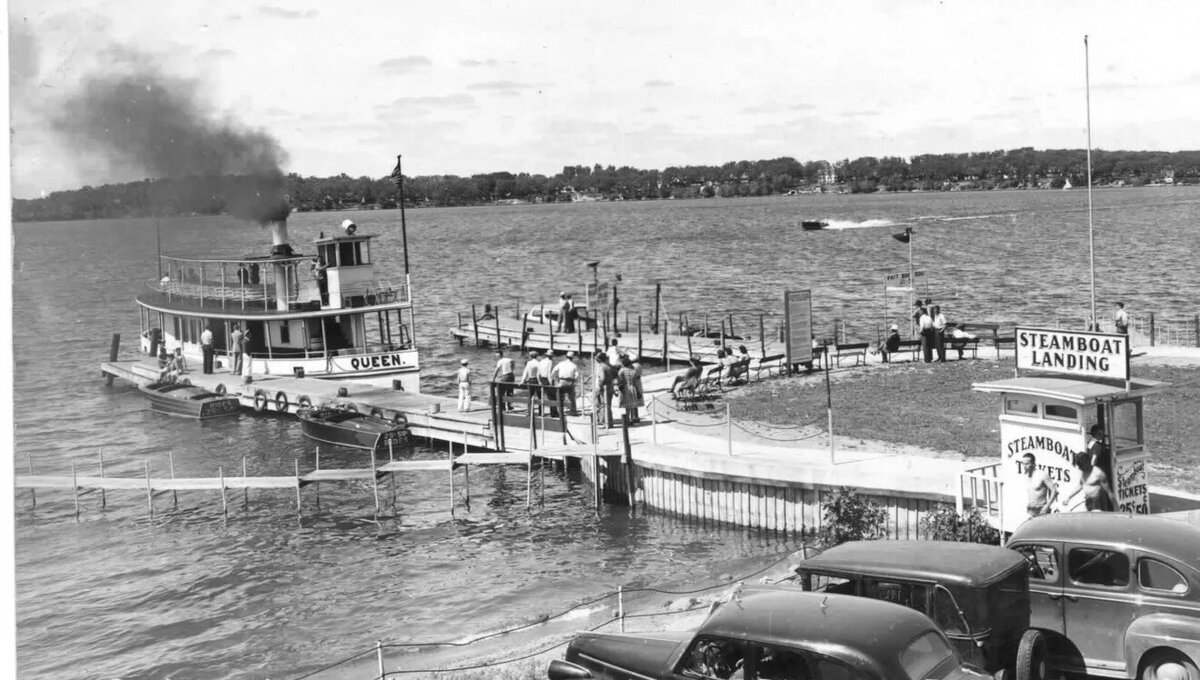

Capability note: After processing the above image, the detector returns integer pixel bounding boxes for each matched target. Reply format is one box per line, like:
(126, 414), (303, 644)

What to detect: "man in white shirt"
(918, 307), (935, 363)
(931, 305), (948, 363)
(200, 325), (214, 374)
(492, 348), (515, 411)
(1113, 302), (1130, 335)
(552, 352), (580, 415)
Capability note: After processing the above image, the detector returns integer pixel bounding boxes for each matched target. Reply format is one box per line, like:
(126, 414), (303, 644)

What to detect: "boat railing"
(142, 278), (411, 313)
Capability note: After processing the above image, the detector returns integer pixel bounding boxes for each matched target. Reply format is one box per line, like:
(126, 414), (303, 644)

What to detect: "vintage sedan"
(1007, 512), (1200, 680)
(794, 541), (1032, 679)
(547, 587), (992, 680)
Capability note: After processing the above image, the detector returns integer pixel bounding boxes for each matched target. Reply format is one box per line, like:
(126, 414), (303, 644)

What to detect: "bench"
(994, 335), (1016, 358)
(833, 342), (870, 367)
(891, 339), (922, 362)
(698, 364), (724, 393)
(724, 359), (752, 385)
(946, 336), (980, 360)
(754, 353), (786, 380)
(790, 345), (827, 373)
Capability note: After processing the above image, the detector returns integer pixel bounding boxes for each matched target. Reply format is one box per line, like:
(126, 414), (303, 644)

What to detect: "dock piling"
(169, 451), (177, 507)
(28, 455), (35, 508)
(145, 461), (154, 520)
(243, 457), (249, 509)
(98, 448), (106, 509)
(72, 461), (80, 518)
(294, 459), (302, 519)
(105, 333), (121, 386)
(219, 466), (227, 517)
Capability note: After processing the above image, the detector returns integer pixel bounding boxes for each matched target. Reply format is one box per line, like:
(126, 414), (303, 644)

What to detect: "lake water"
(12, 187), (1200, 679)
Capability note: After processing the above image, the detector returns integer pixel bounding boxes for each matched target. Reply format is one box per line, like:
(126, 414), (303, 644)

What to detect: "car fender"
(1124, 612), (1200, 676)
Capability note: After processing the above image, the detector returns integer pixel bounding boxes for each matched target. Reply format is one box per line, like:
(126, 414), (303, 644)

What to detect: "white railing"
(956, 462), (1005, 535)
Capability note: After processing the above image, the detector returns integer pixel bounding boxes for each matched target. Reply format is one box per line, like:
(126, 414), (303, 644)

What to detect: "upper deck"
(138, 232), (410, 317)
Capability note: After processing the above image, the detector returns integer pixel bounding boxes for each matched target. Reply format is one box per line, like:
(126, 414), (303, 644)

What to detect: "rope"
(288, 549), (807, 679)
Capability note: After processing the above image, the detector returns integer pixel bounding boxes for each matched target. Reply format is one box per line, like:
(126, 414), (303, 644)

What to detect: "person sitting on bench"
(946, 324), (977, 359)
(877, 324), (901, 362)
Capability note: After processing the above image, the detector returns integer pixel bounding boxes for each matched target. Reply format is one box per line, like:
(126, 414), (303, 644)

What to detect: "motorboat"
(801, 220), (828, 230)
(138, 379), (241, 419)
(296, 406), (409, 451)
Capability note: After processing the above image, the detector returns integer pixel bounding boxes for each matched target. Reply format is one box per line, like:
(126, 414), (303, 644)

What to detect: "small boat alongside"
(296, 406), (409, 451)
(139, 380), (242, 419)
(801, 220), (828, 230)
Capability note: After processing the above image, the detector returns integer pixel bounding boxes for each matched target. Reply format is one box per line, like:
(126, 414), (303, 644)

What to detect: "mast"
(1085, 35), (1097, 325)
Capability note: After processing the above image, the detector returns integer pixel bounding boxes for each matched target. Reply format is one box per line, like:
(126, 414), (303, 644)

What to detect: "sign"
(884, 270), (926, 291)
(1114, 454), (1150, 514)
(592, 282), (612, 312)
(1000, 422), (1084, 527)
(784, 290), (813, 366)
(1014, 327), (1129, 381)
(329, 351), (417, 374)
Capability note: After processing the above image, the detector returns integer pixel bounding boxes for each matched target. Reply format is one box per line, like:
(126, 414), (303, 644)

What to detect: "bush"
(920, 506), (1001, 545)
(817, 487), (888, 547)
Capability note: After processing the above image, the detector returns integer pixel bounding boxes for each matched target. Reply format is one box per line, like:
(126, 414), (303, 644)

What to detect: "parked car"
(1007, 512), (1200, 680)
(793, 541), (1032, 679)
(547, 586), (992, 680)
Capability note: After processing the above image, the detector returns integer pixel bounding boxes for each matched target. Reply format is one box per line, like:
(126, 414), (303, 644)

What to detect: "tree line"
(14, 148), (1200, 222)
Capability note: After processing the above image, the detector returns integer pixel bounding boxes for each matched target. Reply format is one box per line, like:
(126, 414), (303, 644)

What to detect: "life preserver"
(214, 383), (227, 395)
(275, 391), (289, 413)
(253, 390), (269, 412)
(343, 403), (358, 413)
(370, 407), (384, 419)
(391, 412), (408, 426)
(297, 395), (312, 409)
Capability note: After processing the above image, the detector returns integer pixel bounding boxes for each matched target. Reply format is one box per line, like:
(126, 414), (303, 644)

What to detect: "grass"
(722, 359), (1200, 492)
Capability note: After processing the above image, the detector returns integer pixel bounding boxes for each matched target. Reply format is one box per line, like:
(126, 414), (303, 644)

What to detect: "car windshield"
(899, 630), (955, 680)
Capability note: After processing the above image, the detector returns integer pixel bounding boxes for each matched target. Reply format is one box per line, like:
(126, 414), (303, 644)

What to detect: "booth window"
(1111, 401), (1144, 450)
(1005, 398), (1039, 415)
(1044, 404), (1077, 421)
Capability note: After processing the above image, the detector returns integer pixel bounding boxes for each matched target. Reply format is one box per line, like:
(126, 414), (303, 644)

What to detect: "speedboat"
(139, 379), (241, 419)
(296, 406), (408, 451)
(801, 220), (828, 230)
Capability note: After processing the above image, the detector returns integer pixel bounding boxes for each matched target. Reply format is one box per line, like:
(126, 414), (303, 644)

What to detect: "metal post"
(377, 640), (385, 680)
(825, 357), (836, 464)
(637, 316), (643, 360)
(1084, 35), (1097, 326)
(618, 585), (625, 632)
(1149, 312), (1156, 346)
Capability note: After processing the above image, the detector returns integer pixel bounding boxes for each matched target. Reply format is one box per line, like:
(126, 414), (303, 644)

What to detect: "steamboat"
(135, 214), (421, 391)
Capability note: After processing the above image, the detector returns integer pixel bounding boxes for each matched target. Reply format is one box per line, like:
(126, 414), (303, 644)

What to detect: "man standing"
(917, 307), (935, 363)
(931, 305), (948, 363)
(1021, 453), (1058, 518)
(492, 348), (515, 411)
(200, 324), (214, 374)
(241, 327), (252, 378)
(552, 351), (580, 415)
(556, 292), (569, 332)
(1113, 302), (1130, 335)
(456, 359), (472, 412)
(230, 325), (244, 375)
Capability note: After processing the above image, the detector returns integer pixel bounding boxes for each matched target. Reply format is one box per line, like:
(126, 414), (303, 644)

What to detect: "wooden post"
(622, 413), (636, 514)
(727, 403), (733, 457)
(1149, 312), (1156, 346)
(463, 449), (471, 511)
(294, 459), (302, 518)
(219, 466), (227, 517)
(618, 585), (625, 632)
(145, 461), (154, 520)
(759, 315), (766, 361)
(168, 450), (177, 507)
(242, 456), (249, 509)
(651, 395), (658, 445)
(105, 333), (121, 386)
(1195, 314), (1199, 348)
(98, 448), (106, 509)
(377, 640), (385, 680)
(729, 314), (735, 339)
(370, 447), (379, 517)
(637, 316), (643, 360)
(549, 316), (555, 353)
(72, 461), (80, 518)
(449, 446), (455, 516)
(704, 313), (709, 337)
(495, 307), (503, 349)
(471, 303), (480, 347)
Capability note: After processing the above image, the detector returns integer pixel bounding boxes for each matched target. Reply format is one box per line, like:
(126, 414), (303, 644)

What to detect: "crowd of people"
(875, 299), (978, 363)
(1023, 424), (1117, 518)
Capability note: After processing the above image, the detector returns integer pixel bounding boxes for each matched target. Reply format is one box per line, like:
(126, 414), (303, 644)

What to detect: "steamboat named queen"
(136, 212), (421, 391)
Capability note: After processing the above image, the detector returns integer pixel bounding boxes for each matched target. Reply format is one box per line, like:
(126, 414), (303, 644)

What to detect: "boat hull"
(138, 381), (242, 419)
(801, 220), (828, 230)
(296, 408), (408, 451)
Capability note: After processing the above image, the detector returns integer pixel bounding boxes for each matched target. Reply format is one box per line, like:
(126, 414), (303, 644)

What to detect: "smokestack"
(267, 218), (292, 257)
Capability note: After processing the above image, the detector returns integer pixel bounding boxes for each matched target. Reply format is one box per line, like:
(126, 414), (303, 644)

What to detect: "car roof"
(699, 587), (939, 665)
(1009, 513), (1200, 568)
(796, 540), (1028, 587)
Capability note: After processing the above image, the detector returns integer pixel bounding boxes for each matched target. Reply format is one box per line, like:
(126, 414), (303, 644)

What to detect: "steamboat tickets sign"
(784, 289), (813, 366)
(1115, 454), (1150, 515)
(1014, 327), (1129, 381)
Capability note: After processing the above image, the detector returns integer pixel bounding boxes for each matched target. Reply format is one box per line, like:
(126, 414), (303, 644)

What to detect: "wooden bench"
(698, 364), (724, 393)
(754, 353), (786, 380)
(946, 336), (980, 360)
(833, 342), (870, 367)
(889, 338), (922, 362)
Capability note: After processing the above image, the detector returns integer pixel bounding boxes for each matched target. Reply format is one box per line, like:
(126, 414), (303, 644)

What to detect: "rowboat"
(139, 380), (242, 419)
(801, 220), (828, 230)
(296, 406), (409, 451)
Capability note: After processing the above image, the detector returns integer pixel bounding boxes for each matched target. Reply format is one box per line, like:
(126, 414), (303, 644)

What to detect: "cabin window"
(1043, 404), (1077, 421)
(1138, 559), (1188, 594)
(1068, 548), (1129, 588)
(339, 241), (362, 267)
(1004, 398), (1039, 416)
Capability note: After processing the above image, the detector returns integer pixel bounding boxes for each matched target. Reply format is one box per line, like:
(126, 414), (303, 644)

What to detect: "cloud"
(643, 79), (673, 88)
(461, 58), (502, 68)
(742, 103), (817, 115)
(841, 109), (881, 118)
(200, 48), (237, 61)
(379, 94), (478, 116)
(256, 6), (318, 19)
(467, 80), (536, 97)
(380, 56), (433, 74)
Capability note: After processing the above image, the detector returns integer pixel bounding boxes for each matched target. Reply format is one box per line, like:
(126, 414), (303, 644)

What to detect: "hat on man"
(566, 351), (576, 358)
(460, 359), (469, 365)
(529, 350), (538, 358)
(890, 324), (899, 331)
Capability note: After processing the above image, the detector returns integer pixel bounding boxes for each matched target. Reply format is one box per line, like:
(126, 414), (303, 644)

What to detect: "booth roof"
(971, 375), (1167, 404)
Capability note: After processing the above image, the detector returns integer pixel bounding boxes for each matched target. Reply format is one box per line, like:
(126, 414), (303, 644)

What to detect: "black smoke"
(50, 58), (290, 223)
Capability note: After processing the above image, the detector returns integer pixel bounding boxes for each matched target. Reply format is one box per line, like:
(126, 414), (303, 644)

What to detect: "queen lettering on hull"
(134, 215), (421, 391)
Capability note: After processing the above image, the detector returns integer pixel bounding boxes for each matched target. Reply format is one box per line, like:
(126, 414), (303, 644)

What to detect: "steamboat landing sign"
(1015, 327), (1129, 381)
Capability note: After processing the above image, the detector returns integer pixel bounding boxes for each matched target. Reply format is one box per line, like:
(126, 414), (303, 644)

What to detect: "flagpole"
(908, 228), (915, 335)
(395, 154), (411, 278)
(1084, 36), (1097, 326)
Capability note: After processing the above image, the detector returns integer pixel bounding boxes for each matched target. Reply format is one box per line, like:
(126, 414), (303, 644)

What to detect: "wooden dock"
(449, 311), (785, 365)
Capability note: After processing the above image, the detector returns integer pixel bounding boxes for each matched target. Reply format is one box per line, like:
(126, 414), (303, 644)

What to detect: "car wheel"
(1141, 652), (1199, 680)
(1016, 630), (1048, 680)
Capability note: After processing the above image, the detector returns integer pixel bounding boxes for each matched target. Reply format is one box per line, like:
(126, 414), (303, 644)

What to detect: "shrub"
(920, 506), (1002, 545)
(817, 487), (888, 547)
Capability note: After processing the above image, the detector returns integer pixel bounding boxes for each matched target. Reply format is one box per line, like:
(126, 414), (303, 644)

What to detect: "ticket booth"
(967, 327), (1164, 534)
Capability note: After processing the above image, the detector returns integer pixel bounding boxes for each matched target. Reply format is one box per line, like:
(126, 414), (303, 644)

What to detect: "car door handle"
(1048, 593), (1063, 600)
(1064, 594), (1079, 602)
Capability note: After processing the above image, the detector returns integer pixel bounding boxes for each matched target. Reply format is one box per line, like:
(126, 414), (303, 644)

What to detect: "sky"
(7, 0), (1200, 199)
